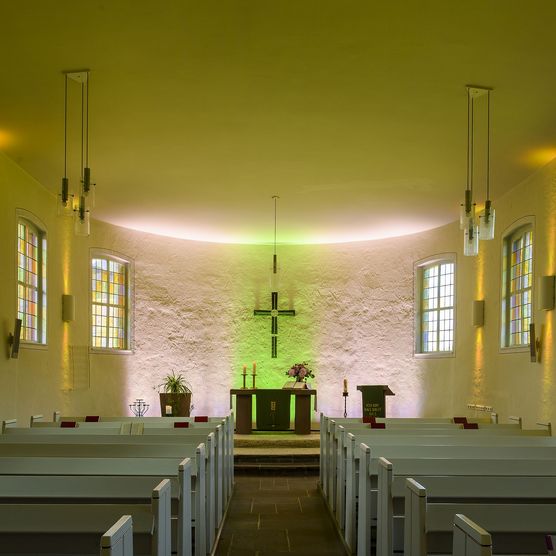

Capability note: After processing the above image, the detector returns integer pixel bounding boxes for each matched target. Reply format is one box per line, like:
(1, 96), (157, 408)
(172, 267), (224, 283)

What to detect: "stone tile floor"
(215, 473), (347, 555)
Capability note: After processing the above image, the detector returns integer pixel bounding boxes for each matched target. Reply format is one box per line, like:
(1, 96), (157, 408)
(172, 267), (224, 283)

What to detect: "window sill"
(19, 341), (48, 351)
(414, 351), (455, 359)
(499, 345), (530, 354)
(90, 348), (134, 356)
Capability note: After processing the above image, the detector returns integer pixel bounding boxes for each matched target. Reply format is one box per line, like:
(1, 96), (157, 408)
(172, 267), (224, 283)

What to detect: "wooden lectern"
(356, 385), (395, 418)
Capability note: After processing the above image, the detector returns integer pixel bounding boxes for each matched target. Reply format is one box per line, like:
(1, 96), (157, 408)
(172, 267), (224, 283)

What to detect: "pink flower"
(288, 369), (295, 376)
(299, 369), (307, 378)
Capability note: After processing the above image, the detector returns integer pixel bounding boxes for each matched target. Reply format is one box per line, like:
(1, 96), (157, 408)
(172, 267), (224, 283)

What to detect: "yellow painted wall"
(0, 150), (554, 428)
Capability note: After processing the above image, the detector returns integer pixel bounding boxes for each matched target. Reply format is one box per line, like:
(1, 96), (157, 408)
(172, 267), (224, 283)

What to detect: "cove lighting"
(110, 218), (441, 245)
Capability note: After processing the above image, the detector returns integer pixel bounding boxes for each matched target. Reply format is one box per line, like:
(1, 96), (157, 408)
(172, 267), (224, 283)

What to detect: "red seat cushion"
(194, 416), (209, 422)
(363, 416), (376, 424)
(370, 422), (386, 429)
(453, 417), (468, 424)
(174, 421), (190, 428)
(85, 415), (100, 422)
(463, 422), (479, 429)
(60, 421), (77, 428)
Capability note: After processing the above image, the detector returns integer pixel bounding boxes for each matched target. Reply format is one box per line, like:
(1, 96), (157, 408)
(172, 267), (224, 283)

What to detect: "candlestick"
(252, 361), (257, 375)
(252, 373), (257, 389)
(342, 391), (348, 418)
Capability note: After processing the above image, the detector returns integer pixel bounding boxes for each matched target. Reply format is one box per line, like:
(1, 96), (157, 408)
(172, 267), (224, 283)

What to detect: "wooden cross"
(254, 290), (295, 358)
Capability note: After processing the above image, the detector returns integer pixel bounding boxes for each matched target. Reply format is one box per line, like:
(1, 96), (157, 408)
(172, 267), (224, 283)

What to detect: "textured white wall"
(0, 150), (554, 428)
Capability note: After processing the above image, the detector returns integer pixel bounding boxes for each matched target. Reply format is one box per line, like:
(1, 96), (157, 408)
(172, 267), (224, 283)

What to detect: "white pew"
(453, 514), (492, 556)
(0, 455), (202, 556)
(404, 478), (556, 556)
(347, 442), (556, 555)
(377, 457), (556, 556)
(335, 428), (556, 539)
(101, 515), (134, 556)
(57, 413), (235, 503)
(0, 478), (171, 556)
(321, 416), (544, 504)
(0, 426), (228, 536)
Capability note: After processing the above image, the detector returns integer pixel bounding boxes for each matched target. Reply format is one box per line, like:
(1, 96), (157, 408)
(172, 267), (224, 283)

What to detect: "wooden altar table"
(229, 388), (317, 435)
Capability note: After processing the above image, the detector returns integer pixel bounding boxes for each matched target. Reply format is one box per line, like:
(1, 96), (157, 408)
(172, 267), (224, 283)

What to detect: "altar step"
(234, 450), (320, 473)
(234, 432), (320, 472)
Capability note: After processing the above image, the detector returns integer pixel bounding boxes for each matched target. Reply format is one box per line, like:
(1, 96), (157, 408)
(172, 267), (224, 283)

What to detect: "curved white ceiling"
(1, 1), (556, 244)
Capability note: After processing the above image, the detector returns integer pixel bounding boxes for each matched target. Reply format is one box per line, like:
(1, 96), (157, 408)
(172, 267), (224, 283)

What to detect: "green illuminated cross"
(254, 291), (296, 358)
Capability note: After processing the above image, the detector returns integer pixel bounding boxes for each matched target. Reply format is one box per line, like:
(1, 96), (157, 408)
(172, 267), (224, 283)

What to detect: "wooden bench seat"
(405, 478), (556, 556)
(0, 429), (225, 541)
(376, 457), (556, 556)
(0, 456), (200, 556)
(0, 479), (170, 556)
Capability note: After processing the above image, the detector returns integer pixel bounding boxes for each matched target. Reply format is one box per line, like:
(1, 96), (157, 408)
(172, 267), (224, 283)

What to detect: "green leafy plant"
(156, 371), (192, 394)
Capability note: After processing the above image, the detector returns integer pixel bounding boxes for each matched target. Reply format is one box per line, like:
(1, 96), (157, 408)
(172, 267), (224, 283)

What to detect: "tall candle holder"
(342, 392), (348, 419)
(129, 398), (149, 417)
(252, 373), (257, 389)
(241, 372), (247, 389)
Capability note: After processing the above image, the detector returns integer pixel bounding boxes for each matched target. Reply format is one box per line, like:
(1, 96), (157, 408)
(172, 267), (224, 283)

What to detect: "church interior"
(1, 2), (556, 555)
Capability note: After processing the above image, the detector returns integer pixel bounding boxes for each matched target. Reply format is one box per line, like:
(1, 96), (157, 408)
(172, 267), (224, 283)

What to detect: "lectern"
(356, 385), (395, 418)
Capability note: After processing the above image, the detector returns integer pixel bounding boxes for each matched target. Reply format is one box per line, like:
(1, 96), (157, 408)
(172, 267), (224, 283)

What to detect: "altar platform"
(234, 431), (320, 473)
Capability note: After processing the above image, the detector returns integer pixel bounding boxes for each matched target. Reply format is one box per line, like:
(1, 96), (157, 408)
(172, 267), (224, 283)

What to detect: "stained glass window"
(17, 219), (47, 343)
(420, 261), (455, 353)
(503, 226), (533, 347)
(91, 255), (130, 350)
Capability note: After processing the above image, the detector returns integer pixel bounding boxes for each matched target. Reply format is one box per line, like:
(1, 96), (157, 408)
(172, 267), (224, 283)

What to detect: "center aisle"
(215, 473), (347, 555)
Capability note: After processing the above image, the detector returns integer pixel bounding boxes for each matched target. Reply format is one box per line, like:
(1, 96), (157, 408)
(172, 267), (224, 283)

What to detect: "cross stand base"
(342, 391), (348, 418)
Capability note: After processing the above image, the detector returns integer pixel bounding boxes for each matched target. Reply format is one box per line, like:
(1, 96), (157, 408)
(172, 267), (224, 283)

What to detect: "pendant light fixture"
(58, 70), (94, 235)
(270, 195), (280, 292)
(462, 86), (479, 257)
(461, 85), (493, 256)
(57, 74), (74, 216)
(478, 88), (495, 240)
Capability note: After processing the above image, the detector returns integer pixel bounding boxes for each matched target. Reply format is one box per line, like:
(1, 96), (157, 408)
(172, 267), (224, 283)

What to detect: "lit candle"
(242, 364), (247, 375)
(165, 405), (172, 416)
(252, 361), (257, 375)
(343, 379), (348, 394)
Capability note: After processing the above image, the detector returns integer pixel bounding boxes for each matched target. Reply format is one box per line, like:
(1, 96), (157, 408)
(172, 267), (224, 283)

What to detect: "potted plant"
(156, 371), (192, 417)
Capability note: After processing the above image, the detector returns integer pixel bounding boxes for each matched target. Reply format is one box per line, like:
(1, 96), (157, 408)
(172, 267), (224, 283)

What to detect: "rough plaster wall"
(71, 220), (460, 420)
(1, 150), (554, 427)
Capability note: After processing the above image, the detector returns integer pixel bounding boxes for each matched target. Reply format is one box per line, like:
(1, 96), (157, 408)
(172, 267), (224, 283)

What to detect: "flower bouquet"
(286, 362), (314, 383)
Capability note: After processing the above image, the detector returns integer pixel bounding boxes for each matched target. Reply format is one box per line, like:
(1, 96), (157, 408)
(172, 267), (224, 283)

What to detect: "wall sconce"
(529, 322), (542, 363)
(539, 275), (555, 311)
(7, 318), (22, 359)
(62, 294), (75, 322)
(472, 300), (485, 327)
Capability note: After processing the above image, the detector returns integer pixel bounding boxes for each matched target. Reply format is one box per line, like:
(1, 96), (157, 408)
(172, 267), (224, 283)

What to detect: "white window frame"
(414, 253), (456, 358)
(500, 219), (534, 351)
(16, 211), (47, 346)
(90, 249), (134, 353)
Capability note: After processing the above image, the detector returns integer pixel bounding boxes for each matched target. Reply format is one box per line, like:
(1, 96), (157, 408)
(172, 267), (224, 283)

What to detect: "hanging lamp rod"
(272, 195), (279, 273)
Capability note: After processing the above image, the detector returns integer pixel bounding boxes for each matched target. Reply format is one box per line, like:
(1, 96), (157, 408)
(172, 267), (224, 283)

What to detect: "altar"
(230, 388), (317, 435)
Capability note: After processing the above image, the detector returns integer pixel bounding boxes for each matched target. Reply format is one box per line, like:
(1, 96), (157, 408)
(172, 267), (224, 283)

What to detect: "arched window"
(415, 254), (456, 355)
(17, 216), (47, 344)
(501, 223), (533, 348)
(90, 250), (133, 351)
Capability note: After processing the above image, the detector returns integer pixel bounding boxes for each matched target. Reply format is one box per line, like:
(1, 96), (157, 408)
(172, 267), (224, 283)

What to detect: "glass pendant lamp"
(464, 217), (479, 256)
